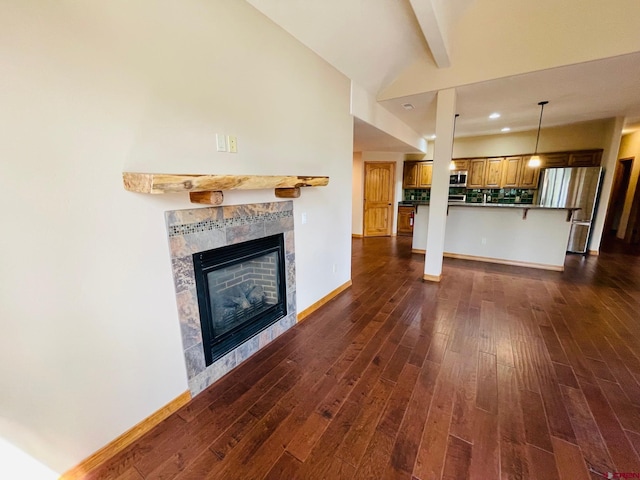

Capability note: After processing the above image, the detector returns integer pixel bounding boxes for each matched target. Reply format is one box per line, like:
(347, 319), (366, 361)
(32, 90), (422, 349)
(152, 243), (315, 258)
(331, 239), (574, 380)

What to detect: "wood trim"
(422, 273), (442, 282)
(352, 233), (363, 238)
(60, 391), (191, 479)
(297, 280), (352, 322)
(588, 250), (599, 256)
(411, 250), (564, 271)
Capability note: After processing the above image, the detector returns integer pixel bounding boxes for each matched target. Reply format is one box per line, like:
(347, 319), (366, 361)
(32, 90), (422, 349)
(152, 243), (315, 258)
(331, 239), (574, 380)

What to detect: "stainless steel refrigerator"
(538, 166), (603, 254)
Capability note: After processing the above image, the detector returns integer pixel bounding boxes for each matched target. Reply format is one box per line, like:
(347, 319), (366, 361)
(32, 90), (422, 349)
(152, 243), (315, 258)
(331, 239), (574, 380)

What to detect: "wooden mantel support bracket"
(275, 187), (301, 198)
(189, 191), (224, 205)
(522, 208), (529, 220)
(566, 209), (574, 222)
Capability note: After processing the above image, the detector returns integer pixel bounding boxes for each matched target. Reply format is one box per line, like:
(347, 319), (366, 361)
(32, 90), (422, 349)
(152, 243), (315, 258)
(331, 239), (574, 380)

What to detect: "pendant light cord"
(533, 101), (548, 155)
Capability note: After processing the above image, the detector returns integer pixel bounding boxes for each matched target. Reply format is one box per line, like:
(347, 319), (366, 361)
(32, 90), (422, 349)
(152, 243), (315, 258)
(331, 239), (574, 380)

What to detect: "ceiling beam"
(408, 0), (450, 68)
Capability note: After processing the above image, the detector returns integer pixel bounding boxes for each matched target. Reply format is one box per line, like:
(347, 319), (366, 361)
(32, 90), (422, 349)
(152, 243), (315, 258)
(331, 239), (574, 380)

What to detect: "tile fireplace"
(165, 202), (296, 396)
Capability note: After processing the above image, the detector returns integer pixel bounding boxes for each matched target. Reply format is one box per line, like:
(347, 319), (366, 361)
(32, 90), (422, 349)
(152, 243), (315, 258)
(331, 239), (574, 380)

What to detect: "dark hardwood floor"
(89, 236), (640, 479)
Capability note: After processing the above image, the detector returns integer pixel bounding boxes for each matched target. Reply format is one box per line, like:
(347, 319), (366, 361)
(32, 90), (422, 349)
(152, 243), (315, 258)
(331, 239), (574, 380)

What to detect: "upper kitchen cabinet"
(502, 156), (523, 188)
(418, 162), (432, 187)
(539, 150), (602, 168)
(450, 159), (469, 171)
(468, 159), (486, 188)
(403, 162), (419, 188)
(485, 158), (505, 188)
(541, 152), (568, 168)
(568, 150), (602, 167)
(519, 162), (541, 189)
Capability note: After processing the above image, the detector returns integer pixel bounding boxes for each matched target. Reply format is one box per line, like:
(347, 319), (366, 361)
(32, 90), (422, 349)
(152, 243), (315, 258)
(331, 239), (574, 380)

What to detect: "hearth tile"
(166, 206), (223, 227)
(286, 253), (296, 287)
(258, 328), (273, 348)
(209, 350), (237, 383)
(182, 229), (226, 256)
(287, 290), (297, 317)
(282, 313), (296, 330)
(237, 336), (259, 364)
(265, 213), (294, 236)
(171, 256), (195, 294)
(176, 288), (202, 350)
(225, 222), (266, 245)
(188, 369), (211, 396)
(184, 344), (206, 379)
(284, 230), (295, 254)
(169, 235), (188, 258)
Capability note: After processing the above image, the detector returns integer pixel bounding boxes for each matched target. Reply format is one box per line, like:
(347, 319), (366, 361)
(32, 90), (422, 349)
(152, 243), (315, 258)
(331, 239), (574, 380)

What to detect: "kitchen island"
(409, 202), (580, 271)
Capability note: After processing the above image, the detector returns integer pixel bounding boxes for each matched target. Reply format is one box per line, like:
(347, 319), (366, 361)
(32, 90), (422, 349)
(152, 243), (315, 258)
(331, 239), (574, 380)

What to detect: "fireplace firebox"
(193, 233), (287, 366)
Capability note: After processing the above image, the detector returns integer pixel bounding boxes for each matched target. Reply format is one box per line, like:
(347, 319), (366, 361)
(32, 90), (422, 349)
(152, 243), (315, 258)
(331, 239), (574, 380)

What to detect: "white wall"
(452, 119), (612, 158)
(350, 82), (427, 152)
(0, 0), (352, 474)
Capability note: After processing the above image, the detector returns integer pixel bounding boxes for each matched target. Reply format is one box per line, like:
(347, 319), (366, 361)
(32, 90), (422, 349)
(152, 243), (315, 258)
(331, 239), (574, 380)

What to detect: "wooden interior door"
(364, 162), (395, 237)
(605, 158), (633, 234)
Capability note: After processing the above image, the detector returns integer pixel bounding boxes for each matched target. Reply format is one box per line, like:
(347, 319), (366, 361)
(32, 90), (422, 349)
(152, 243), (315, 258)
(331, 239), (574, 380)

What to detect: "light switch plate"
(227, 135), (237, 153)
(216, 134), (227, 152)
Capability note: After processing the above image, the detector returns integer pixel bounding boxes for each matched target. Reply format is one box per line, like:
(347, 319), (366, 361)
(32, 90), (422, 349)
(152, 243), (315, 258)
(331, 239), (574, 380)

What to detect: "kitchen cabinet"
(403, 162), (419, 188)
(502, 156), (523, 188)
(485, 158), (504, 187)
(397, 205), (414, 236)
(519, 162), (541, 188)
(541, 153), (569, 168)
(450, 159), (469, 171)
(418, 162), (432, 187)
(568, 150), (602, 167)
(468, 159), (486, 188)
(403, 161), (433, 188)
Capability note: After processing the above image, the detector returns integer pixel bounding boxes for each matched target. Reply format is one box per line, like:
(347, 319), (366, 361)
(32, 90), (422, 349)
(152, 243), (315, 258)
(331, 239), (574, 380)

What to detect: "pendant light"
(449, 113), (460, 170)
(528, 101), (548, 168)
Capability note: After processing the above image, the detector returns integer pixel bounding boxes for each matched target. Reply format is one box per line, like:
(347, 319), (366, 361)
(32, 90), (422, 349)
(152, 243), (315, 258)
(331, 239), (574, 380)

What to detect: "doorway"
(604, 158), (633, 234)
(363, 162), (395, 237)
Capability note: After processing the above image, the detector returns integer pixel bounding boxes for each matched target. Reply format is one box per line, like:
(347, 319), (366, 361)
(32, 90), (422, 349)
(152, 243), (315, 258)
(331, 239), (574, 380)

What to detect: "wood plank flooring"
(88, 236), (640, 479)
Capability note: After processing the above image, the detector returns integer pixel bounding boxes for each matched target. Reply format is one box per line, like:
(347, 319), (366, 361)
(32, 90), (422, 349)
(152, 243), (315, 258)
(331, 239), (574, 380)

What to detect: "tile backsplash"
(403, 188), (537, 204)
(404, 189), (430, 202)
(466, 188), (537, 204)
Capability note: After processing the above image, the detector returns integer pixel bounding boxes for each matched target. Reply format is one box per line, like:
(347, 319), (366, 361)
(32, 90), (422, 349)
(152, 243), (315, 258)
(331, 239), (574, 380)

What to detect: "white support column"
(423, 88), (456, 282)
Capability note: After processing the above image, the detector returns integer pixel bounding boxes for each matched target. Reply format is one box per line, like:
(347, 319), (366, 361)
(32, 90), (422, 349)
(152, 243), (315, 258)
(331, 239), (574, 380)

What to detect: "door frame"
(363, 161), (396, 237)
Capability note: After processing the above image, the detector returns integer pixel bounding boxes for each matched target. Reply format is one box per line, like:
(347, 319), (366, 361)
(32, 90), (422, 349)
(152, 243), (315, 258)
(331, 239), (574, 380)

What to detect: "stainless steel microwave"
(449, 170), (468, 187)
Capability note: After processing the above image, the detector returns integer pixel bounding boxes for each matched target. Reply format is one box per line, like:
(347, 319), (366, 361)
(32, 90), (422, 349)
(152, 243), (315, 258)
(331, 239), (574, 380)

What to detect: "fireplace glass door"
(193, 234), (287, 365)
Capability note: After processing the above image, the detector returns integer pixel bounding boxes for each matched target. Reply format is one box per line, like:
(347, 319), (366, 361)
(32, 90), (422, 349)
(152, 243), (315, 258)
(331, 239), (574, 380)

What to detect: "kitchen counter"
(411, 203), (575, 271)
(400, 201), (580, 221)
(400, 200), (579, 210)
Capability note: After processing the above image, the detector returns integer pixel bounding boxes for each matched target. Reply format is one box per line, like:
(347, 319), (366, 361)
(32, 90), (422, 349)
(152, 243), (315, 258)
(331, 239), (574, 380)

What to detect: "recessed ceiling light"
(501, 127), (511, 132)
(489, 112), (501, 119)
(402, 103), (414, 110)
(430, 134), (436, 139)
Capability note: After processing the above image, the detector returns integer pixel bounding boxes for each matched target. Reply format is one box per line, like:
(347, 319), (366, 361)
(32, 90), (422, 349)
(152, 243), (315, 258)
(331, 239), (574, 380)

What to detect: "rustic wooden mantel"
(122, 172), (329, 205)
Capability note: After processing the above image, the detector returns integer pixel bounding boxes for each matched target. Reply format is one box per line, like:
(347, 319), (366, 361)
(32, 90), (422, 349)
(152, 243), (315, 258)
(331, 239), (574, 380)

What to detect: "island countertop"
(399, 201), (580, 211)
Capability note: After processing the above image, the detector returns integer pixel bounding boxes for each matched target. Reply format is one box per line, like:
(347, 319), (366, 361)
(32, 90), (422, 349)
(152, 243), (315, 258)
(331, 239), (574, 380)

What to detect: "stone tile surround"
(165, 201), (296, 396)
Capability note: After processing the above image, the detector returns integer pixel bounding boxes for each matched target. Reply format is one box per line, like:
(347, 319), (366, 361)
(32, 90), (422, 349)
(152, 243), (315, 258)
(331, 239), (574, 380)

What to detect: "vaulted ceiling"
(246, 0), (640, 151)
